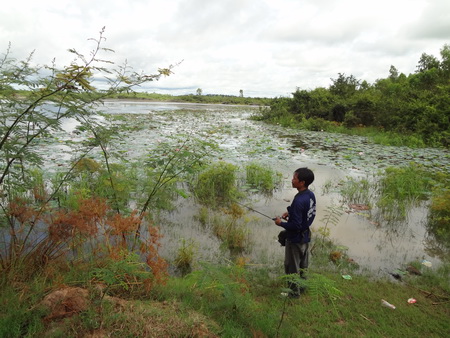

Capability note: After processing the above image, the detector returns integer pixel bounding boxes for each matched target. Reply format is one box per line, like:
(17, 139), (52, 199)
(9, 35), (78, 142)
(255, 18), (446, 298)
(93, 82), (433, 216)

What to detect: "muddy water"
(45, 101), (449, 275)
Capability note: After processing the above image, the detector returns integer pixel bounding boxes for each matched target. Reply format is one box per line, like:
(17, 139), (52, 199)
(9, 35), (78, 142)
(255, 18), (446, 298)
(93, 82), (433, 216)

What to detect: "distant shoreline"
(102, 97), (266, 107)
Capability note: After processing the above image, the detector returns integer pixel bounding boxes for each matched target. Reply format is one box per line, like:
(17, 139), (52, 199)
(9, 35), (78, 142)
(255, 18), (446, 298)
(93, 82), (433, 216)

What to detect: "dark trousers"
(284, 240), (309, 295)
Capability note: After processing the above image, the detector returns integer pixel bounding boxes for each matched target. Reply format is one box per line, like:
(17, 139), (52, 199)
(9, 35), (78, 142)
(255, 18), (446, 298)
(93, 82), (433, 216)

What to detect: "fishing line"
(233, 200), (276, 220)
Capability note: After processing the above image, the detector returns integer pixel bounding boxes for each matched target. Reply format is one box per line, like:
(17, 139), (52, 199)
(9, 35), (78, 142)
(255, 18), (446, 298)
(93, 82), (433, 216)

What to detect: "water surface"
(39, 100), (450, 275)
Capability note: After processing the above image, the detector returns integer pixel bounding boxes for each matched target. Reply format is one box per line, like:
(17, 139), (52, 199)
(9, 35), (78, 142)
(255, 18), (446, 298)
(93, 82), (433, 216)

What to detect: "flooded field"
(38, 100), (450, 276)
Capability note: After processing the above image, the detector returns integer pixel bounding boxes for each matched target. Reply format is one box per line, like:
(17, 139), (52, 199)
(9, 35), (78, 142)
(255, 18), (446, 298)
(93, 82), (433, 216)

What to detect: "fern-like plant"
(317, 204), (343, 243)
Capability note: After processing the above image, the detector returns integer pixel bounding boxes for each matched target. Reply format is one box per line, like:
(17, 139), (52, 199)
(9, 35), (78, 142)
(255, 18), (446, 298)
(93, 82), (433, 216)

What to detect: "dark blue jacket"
(280, 189), (316, 243)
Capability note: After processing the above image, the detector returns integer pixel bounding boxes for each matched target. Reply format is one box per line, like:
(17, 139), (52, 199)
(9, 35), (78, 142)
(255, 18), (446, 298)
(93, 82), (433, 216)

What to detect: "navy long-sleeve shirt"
(280, 189), (316, 243)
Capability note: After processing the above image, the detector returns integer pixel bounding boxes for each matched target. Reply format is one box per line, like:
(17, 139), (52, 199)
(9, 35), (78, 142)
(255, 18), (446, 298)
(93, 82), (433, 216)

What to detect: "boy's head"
(294, 167), (314, 187)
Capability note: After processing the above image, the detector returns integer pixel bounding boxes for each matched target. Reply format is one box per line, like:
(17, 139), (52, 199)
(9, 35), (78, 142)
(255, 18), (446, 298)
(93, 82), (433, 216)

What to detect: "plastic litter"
(421, 260), (432, 267)
(381, 299), (396, 309)
(407, 298), (417, 304)
(342, 274), (352, 280)
(395, 268), (407, 276)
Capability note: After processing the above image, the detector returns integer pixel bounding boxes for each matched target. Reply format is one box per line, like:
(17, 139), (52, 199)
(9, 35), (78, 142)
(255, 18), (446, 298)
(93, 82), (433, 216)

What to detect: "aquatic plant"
(210, 213), (249, 252)
(375, 164), (433, 221)
(426, 169), (450, 256)
(195, 206), (210, 226)
(339, 176), (373, 206)
(338, 163), (441, 228)
(321, 178), (336, 195)
(244, 162), (282, 193)
(174, 238), (198, 275)
(193, 161), (241, 208)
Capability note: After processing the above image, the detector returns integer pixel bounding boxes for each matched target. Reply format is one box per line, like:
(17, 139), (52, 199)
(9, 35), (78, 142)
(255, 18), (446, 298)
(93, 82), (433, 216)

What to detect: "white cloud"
(1, 0), (448, 97)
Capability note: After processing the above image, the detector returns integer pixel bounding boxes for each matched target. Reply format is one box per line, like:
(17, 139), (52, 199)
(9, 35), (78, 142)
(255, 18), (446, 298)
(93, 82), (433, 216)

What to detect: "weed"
(316, 204), (343, 243)
(0, 283), (46, 337)
(211, 213), (249, 252)
(174, 238), (198, 275)
(90, 251), (153, 299)
(244, 162), (282, 192)
(196, 206), (210, 226)
(339, 176), (373, 206)
(194, 161), (241, 208)
(337, 163), (441, 227)
(376, 164), (432, 218)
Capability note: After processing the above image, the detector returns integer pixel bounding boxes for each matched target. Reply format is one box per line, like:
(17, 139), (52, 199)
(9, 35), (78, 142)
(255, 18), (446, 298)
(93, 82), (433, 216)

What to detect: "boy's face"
(291, 172), (305, 190)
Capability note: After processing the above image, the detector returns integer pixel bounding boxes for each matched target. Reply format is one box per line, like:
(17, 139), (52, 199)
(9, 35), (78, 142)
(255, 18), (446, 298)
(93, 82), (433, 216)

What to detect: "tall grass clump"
(211, 214), (249, 252)
(339, 163), (435, 224)
(376, 164), (433, 220)
(193, 161), (240, 208)
(197, 204), (250, 253)
(173, 238), (198, 275)
(0, 282), (46, 337)
(244, 162), (282, 192)
(429, 188), (450, 244)
(426, 170), (450, 256)
(339, 176), (373, 206)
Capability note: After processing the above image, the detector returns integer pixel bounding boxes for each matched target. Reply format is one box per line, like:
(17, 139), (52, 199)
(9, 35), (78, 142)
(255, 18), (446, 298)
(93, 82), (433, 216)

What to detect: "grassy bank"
(1, 159), (449, 337)
(1, 241), (448, 337)
(250, 110), (441, 149)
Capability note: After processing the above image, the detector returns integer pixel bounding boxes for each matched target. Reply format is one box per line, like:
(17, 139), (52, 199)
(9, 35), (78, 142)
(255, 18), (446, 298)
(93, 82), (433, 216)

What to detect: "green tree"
(416, 52), (440, 73)
(291, 87), (333, 120)
(439, 44), (450, 80)
(329, 73), (360, 98)
(388, 65), (399, 81)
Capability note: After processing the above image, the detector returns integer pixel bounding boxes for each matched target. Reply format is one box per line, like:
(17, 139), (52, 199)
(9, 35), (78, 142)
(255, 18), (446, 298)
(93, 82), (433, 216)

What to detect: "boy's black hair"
(295, 167), (314, 187)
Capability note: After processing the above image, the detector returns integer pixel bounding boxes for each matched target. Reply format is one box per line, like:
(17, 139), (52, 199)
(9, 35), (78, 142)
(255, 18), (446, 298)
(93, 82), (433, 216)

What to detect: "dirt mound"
(40, 287), (89, 320)
(39, 287), (219, 336)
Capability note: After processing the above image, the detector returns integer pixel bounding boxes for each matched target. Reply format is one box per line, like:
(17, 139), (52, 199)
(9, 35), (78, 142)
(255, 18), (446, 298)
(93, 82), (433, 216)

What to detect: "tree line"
(258, 44), (450, 148)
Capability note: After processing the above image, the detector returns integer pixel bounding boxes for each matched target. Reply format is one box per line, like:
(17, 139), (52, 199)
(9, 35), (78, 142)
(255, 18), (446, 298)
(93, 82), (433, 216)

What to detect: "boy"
(274, 167), (316, 298)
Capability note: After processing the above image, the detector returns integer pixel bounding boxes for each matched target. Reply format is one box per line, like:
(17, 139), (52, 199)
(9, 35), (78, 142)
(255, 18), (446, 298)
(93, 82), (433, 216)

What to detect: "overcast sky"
(1, 0), (449, 97)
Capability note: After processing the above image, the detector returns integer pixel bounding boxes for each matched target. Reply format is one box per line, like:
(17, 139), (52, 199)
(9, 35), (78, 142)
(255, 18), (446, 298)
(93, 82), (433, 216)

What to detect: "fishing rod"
(234, 200), (277, 220)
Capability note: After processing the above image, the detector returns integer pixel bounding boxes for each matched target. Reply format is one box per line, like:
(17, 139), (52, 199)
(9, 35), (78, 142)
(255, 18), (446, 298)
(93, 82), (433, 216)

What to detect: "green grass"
(338, 163), (443, 225)
(244, 162), (282, 192)
(1, 249), (449, 337)
(0, 276), (47, 337)
(155, 258), (450, 337)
